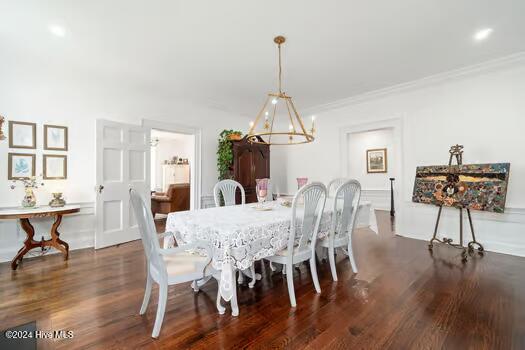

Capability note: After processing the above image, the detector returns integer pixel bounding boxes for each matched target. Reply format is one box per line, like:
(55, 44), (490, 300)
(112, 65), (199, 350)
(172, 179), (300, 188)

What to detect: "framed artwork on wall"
(43, 154), (68, 179)
(9, 121), (36, 149)
(44, 125), (68, 151)
(8, 153), (36, 179)
(367, 148), (387, 173)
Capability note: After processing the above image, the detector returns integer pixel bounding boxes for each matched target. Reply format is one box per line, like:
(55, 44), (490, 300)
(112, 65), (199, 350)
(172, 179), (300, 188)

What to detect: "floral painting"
(8, 153), (36, 180)
(412, 163), (510, 213)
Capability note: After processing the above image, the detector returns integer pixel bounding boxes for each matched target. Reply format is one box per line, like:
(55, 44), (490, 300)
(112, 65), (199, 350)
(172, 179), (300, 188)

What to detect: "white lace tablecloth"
(165, 200), (377, 301)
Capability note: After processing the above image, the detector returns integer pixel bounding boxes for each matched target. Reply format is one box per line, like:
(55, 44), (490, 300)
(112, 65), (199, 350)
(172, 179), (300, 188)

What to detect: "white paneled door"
(95, 120), (150, 249)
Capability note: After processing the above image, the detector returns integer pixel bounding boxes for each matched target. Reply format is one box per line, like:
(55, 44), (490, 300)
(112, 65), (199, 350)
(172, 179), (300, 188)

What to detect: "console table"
(0, 205), (80, 270)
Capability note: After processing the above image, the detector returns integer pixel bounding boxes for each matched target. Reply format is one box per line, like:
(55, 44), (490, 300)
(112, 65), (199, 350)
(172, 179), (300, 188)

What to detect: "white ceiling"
(1, 0), (524, 116)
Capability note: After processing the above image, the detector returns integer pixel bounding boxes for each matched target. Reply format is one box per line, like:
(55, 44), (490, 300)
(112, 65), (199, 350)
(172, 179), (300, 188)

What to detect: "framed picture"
(367, 148), (387, 173)
(9, 121), (36, 149)
(43, 155), (68, 179)
(44, 125), (68, 151)
(8, 153), (36, 179)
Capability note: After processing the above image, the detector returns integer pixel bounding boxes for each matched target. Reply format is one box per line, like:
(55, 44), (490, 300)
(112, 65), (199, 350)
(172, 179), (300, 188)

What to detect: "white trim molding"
(305, 52), (525, 114)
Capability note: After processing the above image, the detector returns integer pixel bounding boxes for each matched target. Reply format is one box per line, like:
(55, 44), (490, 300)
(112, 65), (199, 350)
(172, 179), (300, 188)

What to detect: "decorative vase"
(296, 177), (308, 190)
(21, 187), (37, 208)
(49, 192), (66, 207)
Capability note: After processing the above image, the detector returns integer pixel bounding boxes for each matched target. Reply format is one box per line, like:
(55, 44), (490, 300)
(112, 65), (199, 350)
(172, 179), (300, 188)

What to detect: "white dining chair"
(318, 179), (361, 281)
(327, 178), (349, 197)
(264, 182), (327, 307)
(130, 189), (221, 338)
(213, 179), (245, 207)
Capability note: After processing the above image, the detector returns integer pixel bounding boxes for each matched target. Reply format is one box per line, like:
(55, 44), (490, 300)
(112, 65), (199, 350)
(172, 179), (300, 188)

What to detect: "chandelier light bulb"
(271, 99), (278, 105)
(249, 121), (254, 128)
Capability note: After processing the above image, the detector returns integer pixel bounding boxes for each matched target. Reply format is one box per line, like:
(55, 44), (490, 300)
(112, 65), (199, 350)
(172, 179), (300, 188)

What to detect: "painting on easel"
(412, 163), (510, 213)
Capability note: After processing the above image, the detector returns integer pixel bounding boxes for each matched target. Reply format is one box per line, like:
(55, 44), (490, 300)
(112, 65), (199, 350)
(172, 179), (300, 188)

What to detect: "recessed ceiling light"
(474, 28), (493, 42)
(49, 24), (66, 37)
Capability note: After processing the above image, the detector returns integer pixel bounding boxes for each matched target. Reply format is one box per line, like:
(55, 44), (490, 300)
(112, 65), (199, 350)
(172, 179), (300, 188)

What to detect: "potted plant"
(217, 129), (242, 180)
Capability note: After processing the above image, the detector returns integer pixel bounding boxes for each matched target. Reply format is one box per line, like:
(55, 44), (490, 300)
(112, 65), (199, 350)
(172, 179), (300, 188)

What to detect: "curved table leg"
(11, 218), (39, 270)
(50, 214), (69, 260)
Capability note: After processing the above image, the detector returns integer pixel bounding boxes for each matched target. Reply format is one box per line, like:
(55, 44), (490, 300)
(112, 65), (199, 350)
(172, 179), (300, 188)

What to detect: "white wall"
(0, 63), (248, 262)
(277, 58), (525, 256)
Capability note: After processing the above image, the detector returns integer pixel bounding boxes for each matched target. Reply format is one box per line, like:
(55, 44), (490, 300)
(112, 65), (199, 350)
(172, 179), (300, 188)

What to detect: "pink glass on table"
(255, 178), (269, 206)
(296, 177), (308, 190)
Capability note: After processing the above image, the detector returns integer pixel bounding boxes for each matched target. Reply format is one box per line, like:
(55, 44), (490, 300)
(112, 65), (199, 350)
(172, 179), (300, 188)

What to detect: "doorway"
(150, 129), (195, 226)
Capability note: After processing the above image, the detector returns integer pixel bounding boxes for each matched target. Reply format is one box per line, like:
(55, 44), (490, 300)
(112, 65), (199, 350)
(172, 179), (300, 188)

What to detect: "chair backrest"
(327, 178), (349, 197)
(130, 189), (166, 275)
(330, 180), (361, 239)
(289, 182), (327, 255)
(213, 179), (245, 207)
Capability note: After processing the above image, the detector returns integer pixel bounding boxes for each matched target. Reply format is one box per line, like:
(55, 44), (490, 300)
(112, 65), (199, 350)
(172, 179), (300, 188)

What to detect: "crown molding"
(304, 52), (525, 114)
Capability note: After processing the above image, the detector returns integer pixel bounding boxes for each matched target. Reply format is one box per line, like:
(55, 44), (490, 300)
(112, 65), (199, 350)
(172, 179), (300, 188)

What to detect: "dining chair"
(213, 179), (246, 207)
(130, 189), (220, 338)
(318, 179), (361, 281)
(264, 182), (327, 307)
(327, 177), (349, 197)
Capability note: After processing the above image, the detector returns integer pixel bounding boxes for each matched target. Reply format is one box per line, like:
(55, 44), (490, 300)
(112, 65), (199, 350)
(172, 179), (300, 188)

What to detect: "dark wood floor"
(1, 211), (524, 349)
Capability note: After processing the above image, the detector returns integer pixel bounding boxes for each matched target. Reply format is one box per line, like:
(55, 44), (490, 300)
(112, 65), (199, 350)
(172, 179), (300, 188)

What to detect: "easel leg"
(428, 206), (443, 250)
(459, 208), (468, 262)
(466, 209), (484, 254)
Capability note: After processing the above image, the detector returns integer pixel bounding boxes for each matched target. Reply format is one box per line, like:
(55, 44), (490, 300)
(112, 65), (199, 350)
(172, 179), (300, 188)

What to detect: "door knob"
(97, 185), (104, 193)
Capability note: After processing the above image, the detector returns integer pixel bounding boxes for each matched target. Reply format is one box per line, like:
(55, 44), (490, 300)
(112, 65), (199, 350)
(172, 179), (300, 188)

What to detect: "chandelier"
(247, 36), (315, 145)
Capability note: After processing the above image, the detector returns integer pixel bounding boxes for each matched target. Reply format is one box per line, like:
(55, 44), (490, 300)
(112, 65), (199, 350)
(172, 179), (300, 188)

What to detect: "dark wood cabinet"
(231, 137), (270, 203)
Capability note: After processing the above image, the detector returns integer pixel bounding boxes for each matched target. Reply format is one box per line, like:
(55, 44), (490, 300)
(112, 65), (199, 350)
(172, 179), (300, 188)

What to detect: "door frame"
(142, 119), (202, 210)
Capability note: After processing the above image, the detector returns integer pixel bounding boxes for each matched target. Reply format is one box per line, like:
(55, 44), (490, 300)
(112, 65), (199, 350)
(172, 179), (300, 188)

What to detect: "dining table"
(164, 199), (377, 316)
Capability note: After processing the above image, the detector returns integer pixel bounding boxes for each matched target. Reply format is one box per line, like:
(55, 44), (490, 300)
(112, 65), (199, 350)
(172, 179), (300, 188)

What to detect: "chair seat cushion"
(150, 251), (209, 280)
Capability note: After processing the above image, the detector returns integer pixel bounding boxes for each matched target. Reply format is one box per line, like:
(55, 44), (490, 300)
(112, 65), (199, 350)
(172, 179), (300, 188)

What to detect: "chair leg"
(285, 263), (297, 307)
(348, 239), (358, 273)
(328, 245), (338, 281)
(216, 289), (225, 315)
(152, 283), (168, 338)
(309, 257), (321, 294)
(139, 272), (153, 315)
(191, 280), (199, 292)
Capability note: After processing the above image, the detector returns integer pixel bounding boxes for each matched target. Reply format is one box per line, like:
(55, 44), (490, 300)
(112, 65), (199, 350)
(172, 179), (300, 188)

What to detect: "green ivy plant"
(217, 129), (242, 180)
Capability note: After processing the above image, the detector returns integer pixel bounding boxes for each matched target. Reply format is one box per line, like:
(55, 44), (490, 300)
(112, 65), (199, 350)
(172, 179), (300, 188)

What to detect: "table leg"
(11, 218), (40, 270)
(49, 214), (69, 260)
(231, 268), (239, 317)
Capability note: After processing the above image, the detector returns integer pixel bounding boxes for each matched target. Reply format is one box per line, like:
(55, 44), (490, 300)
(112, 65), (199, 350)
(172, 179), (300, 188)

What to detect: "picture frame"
(8, 153), (36, 180)
(9, 121), (36, 149)
(43, 154), (68, 179)
(44, 125), (68, 151)
(366, 148), (387, 173)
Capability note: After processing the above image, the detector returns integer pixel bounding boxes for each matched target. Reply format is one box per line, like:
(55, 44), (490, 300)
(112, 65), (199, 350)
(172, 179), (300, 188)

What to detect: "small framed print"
(8, 153), (36, 180)
(367, 148), (387, 173)
(9, 121), (36, 149)
(44, 125), (68, 151)
(43, 155), (67, 179)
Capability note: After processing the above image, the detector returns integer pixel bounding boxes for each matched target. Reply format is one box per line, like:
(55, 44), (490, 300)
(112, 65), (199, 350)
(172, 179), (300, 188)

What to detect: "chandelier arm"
(285, 98), (297, 132)
(249, 95), (271, 135)
(268, 99), (278, 144)
(288, 98), (310, 136)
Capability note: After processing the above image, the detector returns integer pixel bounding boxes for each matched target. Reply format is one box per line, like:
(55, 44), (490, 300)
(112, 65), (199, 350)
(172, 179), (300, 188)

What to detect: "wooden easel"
(428, 145), (484, 262)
